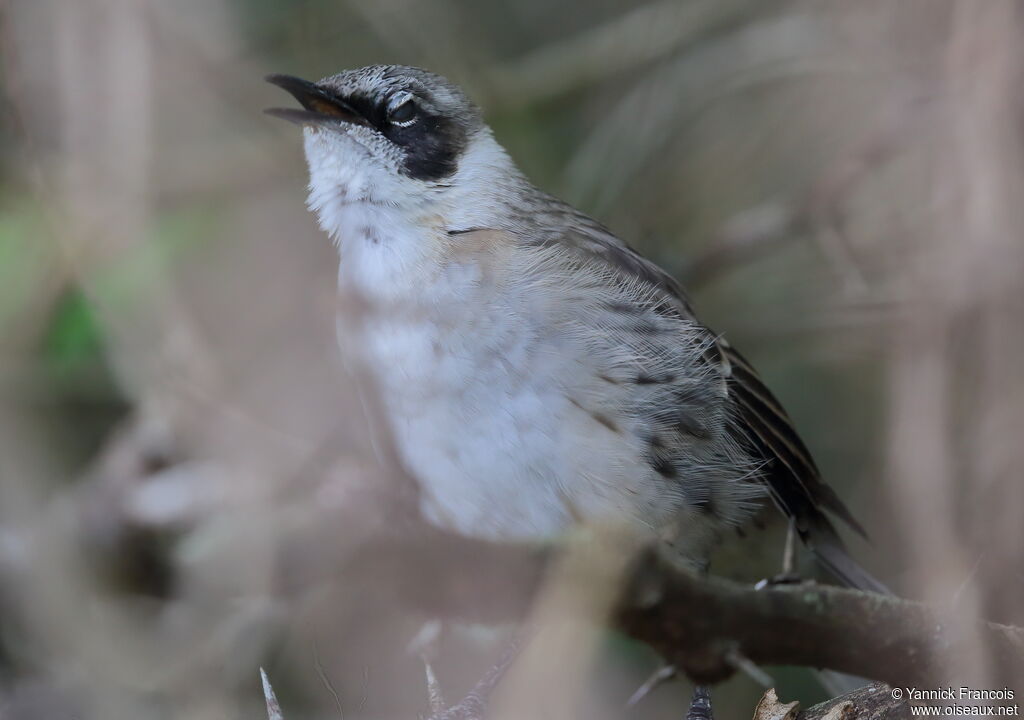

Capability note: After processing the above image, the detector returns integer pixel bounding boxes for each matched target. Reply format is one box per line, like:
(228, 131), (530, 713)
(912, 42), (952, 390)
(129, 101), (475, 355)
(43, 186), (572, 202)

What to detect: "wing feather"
(513, 200), (872, 556)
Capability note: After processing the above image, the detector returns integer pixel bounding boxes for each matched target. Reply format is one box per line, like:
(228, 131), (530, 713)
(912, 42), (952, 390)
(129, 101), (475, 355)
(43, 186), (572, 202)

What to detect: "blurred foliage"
(0, 205), (47, 331)
(0, 203), (224, 474)
(0, 2), (869, 713)
(42, 290), (104, 383)
(4, 0), (1022, 717)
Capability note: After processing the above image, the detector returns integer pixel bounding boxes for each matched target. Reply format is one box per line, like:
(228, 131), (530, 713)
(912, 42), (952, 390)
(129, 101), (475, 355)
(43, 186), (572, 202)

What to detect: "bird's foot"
(755, 519), (814, 590)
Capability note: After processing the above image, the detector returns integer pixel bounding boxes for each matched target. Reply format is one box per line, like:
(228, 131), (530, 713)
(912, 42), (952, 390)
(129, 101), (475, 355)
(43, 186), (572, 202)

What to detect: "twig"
(615, 546), (1023, 686)
(484, 0), (770, 107)
(626, 664), (677, 707)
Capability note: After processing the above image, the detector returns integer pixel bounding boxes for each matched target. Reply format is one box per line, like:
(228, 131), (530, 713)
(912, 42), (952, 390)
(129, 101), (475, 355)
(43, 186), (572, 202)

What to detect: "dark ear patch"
(385, 109), (466, 181)
(331, 85), (468, 181)
(327, 86), (468, 180)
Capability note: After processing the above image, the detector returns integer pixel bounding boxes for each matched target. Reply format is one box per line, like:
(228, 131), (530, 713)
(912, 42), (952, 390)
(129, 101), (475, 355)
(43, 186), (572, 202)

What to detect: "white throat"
(305, 130), (525, 237)
(301, 128), (529, 302)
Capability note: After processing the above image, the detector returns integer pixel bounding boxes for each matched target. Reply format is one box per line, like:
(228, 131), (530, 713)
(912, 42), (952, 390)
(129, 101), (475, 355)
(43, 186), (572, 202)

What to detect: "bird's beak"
(263, 74), (371, 129)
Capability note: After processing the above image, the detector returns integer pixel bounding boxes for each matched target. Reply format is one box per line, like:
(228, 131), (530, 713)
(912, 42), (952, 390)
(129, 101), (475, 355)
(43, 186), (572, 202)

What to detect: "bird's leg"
(754, 519), (804, 589)
(778, 518), (802, 581)
(686, 684), (714, 720)
(629, 672), (719, 720)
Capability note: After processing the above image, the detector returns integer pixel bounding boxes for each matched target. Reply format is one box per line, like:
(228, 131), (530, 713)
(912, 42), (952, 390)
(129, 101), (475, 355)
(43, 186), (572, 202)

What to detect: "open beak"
(264, 74), (371, 128)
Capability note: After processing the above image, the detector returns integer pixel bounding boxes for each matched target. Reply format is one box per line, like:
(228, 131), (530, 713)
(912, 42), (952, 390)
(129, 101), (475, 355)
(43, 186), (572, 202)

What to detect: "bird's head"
(266, 65), (519, 240)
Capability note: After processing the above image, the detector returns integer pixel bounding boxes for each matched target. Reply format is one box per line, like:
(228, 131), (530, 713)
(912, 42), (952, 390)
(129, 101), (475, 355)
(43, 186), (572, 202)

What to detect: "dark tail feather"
(812, 541), (891, 595)
(803, 516), (891, 695)
(803, 515), (891, 595)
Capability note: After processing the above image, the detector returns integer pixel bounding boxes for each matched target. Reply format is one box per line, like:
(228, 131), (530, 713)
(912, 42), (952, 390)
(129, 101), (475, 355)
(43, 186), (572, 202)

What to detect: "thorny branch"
(346, 525), (1024, 690)
(260, 671), (918, 720)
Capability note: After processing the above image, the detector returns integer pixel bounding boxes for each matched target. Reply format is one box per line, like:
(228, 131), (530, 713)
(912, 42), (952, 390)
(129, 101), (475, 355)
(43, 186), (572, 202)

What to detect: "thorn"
(724, 648), (773, 688)
(470, 638), (521, 702)
(420, 640), (521, 720)
(626, 664), (677, 707)
(423, 656), (446, 714)
(261, 667), (285, 720)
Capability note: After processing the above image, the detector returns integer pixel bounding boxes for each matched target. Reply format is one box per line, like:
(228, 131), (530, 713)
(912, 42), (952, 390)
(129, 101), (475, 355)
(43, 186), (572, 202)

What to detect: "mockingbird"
(266, 63), (884, 708)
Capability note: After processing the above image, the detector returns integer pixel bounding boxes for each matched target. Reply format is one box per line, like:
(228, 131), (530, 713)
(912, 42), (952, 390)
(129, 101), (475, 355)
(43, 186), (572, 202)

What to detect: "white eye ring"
(386, 91), (418, 127)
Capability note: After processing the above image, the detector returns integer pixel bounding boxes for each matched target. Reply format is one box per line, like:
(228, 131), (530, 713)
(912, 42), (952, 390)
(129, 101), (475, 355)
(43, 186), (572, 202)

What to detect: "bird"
(264, 64), (885, 593)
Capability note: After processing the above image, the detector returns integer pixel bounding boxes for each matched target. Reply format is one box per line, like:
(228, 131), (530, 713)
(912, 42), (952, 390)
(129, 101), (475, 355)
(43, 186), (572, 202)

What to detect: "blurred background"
(2, 0), (1023, 718)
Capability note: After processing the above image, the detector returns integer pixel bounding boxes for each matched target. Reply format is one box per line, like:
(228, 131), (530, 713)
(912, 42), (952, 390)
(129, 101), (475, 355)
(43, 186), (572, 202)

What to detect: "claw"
(754, 572), (807, 590)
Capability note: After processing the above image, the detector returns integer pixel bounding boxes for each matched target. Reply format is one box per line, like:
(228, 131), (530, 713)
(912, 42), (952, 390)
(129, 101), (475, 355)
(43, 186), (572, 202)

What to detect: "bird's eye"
(386, 92), (418, 127)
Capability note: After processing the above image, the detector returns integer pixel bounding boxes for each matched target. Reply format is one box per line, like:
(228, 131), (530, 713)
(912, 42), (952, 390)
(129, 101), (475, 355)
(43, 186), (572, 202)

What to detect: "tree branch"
(797, 684), (911, 720)
(615, 546), (1024, 686)
(352, 528), (1024, 689)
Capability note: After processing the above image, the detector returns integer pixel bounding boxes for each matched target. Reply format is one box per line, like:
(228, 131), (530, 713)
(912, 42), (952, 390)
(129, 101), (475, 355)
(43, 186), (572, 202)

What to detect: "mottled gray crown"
(317, 65), (482, 128)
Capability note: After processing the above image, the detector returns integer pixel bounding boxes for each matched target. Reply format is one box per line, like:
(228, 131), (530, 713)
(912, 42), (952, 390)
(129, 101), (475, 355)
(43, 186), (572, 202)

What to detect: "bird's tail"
(802, 513), (891, 595)
(802, 513), (891, 695)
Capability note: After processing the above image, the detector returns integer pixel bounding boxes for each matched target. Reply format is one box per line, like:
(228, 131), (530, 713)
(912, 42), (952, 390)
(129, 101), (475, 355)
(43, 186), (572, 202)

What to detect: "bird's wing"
(521, 204), (885, 591)
(713, 337), (866, 538)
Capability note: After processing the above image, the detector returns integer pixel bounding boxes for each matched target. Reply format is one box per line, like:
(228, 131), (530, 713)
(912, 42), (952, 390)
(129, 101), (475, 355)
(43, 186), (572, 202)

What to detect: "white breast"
(306, 131), (754, 561)
(335, 221), (677, 542)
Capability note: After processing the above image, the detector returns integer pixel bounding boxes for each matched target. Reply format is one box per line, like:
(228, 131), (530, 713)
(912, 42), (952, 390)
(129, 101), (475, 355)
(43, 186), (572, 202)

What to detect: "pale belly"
(334, 240), (750, 559)
(356, 311), (668, 542)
